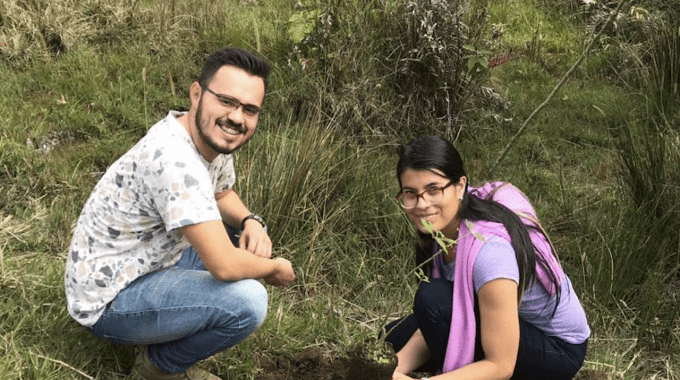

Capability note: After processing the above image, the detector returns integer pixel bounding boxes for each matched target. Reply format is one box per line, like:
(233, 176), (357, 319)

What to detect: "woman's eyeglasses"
(396, 182), (453, 209)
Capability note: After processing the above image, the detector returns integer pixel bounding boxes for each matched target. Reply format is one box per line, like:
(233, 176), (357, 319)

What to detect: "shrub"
(279, 0), (492, 142)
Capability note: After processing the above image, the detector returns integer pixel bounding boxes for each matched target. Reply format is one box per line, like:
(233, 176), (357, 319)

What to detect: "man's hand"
(263, 258), (295, 287)
(240, 219), (272, 258)
(215, 189), (271, 258)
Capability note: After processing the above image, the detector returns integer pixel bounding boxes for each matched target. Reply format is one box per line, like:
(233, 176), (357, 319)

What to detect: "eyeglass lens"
(400, 188), (444, 208)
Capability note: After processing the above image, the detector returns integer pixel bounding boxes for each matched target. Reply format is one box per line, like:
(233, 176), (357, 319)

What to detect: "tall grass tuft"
(0, 0), (289, 67)
(586, 121), (680, 352)
(619, 123), (680, 351)
(637, 24), (679, 124)
(236, 105), (412, 287)
(231, 106), (417, 359)
(594, 6), (680, 352)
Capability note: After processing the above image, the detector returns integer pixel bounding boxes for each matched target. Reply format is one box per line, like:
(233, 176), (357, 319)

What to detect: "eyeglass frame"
(396, 181), (454, 209)
(203, 87), (262, 117)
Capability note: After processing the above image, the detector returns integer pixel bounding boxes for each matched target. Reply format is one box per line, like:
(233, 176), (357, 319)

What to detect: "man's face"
(192, 65), (265, 161)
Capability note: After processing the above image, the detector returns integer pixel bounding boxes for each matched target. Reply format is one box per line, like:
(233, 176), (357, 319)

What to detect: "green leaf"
(465, 219), (487, 243)
(421, 220), (457, 250)
(287, 10), (319, 44)
(468, 58), (477, 72)
(415, 268), (430, 283)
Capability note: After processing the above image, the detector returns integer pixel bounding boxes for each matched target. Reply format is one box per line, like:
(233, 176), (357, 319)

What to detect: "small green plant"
(286, 7), (319, 45)
(463, 44), (492, 76)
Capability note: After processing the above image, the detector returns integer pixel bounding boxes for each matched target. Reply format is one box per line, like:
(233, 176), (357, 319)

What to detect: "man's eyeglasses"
(396, 182), (453, 209)
(203, 87), (261, 117)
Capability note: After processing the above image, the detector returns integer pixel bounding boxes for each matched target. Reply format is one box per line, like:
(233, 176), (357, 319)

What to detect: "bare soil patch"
(254, 346), (607, 379)
(574, 368), (610, 379)
(255, 346), (396, 380)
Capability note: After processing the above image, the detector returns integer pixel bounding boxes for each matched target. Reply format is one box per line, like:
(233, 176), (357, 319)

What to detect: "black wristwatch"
(241, 213), (267, 231)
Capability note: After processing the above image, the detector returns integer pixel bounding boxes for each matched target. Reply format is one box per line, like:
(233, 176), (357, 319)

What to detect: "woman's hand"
(392, 372), (415, 380)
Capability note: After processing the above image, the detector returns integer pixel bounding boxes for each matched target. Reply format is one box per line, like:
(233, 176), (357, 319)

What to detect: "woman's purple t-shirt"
(435, 236), (590, 344)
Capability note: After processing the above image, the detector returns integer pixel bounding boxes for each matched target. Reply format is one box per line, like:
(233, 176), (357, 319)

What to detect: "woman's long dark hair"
(397, 136), (561, 307)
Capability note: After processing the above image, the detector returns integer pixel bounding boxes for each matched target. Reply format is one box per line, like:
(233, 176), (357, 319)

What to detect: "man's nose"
(227, 105), (245, 126)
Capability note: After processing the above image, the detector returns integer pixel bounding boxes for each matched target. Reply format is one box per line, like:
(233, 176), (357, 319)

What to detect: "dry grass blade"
(0, 198), (48, 280)
(0, 214), (30, 244)
(31, 351), (95, 380)
(0, 198), (48, 247)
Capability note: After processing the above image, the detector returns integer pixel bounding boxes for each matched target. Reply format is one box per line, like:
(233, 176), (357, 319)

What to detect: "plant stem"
(488, 0), (630, 176)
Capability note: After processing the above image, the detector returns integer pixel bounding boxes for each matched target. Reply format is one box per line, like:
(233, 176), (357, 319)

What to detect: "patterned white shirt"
(64, 111), (235, 327)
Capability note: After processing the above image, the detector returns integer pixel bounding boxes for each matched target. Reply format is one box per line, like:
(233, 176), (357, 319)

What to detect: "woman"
(386, 136), (590, 380)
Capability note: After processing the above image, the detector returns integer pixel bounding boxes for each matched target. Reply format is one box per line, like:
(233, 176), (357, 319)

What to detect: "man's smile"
(217, 119), (245, 135)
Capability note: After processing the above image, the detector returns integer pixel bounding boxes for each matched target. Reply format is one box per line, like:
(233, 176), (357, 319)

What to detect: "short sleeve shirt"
(64, 111), (236, 327)
(434, 236), (590, 343)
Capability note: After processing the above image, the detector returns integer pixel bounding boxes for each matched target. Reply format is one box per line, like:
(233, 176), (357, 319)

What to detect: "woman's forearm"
(394, 329), (431, 375)
(427, 359), (513, 380)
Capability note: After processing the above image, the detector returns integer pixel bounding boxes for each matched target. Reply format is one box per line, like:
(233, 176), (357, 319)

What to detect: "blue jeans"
(90, 244), (268, 373)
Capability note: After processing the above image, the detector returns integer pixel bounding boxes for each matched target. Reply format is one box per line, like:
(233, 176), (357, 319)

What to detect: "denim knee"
(226, 279), (269, 329)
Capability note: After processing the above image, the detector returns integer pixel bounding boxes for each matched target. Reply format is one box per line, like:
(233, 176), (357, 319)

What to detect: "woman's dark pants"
(383, 279), (587, 379)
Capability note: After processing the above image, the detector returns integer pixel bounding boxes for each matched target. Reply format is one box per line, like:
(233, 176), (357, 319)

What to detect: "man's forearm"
(181, 220), (292, 286)
(215, 188), (251, 228)
(182, 221), (270, 279)
(215, 187), (271, 258)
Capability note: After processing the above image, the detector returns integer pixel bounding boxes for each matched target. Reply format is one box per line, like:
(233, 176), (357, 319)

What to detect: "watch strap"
(241, 213), (266, 230)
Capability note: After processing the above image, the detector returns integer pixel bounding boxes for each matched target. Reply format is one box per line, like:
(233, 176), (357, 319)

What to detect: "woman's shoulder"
(471, 181), (537, 217)
(469, 181), (508, 198)
(470, 181), (527, 200)
(473, 236), (520, 291)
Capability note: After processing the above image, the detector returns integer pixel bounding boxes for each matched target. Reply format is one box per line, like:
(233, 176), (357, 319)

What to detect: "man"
(64, 47), (295, 380)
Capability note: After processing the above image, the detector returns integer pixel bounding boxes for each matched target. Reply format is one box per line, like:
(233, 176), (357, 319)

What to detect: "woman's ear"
(457, 176), (468, 198)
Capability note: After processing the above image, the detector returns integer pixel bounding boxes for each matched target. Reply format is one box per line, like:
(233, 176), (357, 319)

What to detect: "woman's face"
(399, 168), (467, 238)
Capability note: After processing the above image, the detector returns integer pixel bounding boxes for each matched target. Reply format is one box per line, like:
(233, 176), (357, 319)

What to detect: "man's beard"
(194, 97), (248, 155)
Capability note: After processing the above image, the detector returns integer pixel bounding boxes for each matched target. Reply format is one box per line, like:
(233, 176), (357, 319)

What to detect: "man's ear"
(189, 81), (202, 109)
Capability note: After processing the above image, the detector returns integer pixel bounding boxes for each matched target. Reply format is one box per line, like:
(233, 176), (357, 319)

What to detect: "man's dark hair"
(198, 47), (271, 92)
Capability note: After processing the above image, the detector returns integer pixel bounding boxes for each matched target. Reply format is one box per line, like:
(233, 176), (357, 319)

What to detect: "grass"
(1, 0), (679, 379)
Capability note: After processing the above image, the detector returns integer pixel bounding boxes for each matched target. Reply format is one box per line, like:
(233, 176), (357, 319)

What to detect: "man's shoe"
(132, 347), (222, 380)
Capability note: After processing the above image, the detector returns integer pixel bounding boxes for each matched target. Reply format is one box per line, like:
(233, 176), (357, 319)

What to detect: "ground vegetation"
(0, 0), (678, 379)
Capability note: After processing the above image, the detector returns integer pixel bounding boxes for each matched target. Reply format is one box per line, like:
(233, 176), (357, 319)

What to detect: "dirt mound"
(255, 346), (609, 380)
(574, 368), (609, 379)
(255, 346), (396, 380)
